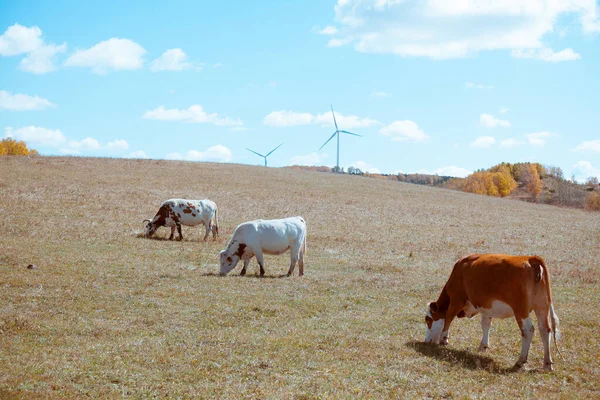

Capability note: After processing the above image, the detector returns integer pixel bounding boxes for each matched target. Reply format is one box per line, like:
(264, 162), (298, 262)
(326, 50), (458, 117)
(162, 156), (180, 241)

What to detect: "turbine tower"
(318, 105), (361, 171)
(246, 143), (283, 167)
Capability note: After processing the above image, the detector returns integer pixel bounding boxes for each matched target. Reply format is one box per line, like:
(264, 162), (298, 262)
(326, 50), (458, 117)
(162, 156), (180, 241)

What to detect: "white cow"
(144, 199), (219, 241)
(219, 216), (307, 277)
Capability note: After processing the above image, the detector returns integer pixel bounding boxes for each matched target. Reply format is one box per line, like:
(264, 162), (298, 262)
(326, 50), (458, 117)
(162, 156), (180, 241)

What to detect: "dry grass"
(1, 156), (599, 399)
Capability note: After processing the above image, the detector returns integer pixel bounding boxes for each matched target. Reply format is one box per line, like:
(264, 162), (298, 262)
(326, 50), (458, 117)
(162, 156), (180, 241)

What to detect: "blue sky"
(1, 0), (599, 180)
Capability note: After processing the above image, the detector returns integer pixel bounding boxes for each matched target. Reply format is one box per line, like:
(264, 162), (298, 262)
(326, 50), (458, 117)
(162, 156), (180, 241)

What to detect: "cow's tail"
(532, 256), (564, 361)
(214, 205), (219, 237)
(300, 217), (307, 255)
(302, 231), (307, 255)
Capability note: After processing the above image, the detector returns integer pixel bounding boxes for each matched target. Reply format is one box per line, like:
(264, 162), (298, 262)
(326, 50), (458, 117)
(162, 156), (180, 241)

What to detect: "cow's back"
(452, 254), (540, 311)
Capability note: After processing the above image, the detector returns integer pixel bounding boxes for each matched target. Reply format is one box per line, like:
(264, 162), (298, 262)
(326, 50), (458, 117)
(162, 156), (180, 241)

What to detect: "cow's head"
(219, 242), (246, 276)
(219, 250), (239, 276)
(424, 302), (446, 344)
(143, 219), (158, 238)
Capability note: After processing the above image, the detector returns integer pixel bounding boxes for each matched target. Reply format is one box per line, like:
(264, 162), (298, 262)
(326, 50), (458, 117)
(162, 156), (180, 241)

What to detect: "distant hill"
(286, 163), (600, 211)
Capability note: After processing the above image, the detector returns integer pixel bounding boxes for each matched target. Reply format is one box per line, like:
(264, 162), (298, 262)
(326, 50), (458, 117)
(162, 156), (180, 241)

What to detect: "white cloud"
(573, 139), (600, 153)
(380, 120), (429, 142)
(370, 91), (392, 97)
(480, 113), (511, 128)
(318, 26), (339, 35)
(348, 160), (381, 174)
(418, 166), (472, 178)
(264, 111), (314, 127)
(143, 105), (242, 126)
(0, 24), (43, 56)
(315, 112), (379, 129)
(63, 137), (127, 152)
(329, 0), (600, 59)
(466, 82), (493, 89)
(499, 138), (524, 148)
(263, 109), (378, 129)
(212, 62), (223, 68)
(3, 126), (128, 154)
(150, 48), (192, 72)
(511, 47), (581, 62)
(526, 131), (557, 146)
(107, 139), (129, 150)
(571, 161), (600, 182)
(289, 152), (327, 166)
(166, 145), (232, 162)
(20, 42), (67, 74)
(499, 106), (509, 114)
(0, 90), (55, 111)
(470, 136), (496, 148)
(0, 24), (66, 74)
(327, 38), (352, 48)
(125, 150), (149, 159)
(4, 126), (66, 146)
(64, 38), (146, 74)
(68, 137), (101, 150)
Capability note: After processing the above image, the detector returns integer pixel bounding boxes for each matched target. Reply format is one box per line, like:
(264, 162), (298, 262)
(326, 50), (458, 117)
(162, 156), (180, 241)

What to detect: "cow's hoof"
(543, 362), (553, 371)
(478, 345), (489, 353)
(240, 270), (246, 276)
(286, 272), (292, 277)
(512, 362), (525, 371)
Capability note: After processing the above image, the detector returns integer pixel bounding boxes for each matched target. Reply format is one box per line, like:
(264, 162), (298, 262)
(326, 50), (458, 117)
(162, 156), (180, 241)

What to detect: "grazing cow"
(219, 216), (307, 277)
(424, 254), (560, 370)
(143, 199), (219, 241)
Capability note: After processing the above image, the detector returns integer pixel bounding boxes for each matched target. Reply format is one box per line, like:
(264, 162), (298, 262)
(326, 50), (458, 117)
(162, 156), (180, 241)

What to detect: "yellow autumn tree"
(0, 138), (38, 156)
(521, 163), (543, 199)
(492, 170), (518, 197)
(463, 172), (487, 195)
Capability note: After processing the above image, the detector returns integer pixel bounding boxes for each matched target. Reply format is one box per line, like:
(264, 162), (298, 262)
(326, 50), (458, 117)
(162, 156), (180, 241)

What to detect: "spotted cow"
(424, 254), (560, 370)
(144, 199), (219, 241)
(219, 216), (307, 277)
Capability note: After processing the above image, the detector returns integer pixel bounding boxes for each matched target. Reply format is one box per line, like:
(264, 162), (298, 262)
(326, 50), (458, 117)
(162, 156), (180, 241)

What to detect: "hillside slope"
(1, 157), (599, 398)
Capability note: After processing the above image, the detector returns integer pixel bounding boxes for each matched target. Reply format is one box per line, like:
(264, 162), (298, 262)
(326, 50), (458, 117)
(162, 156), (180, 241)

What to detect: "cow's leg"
(169, 226), (175, 240)
(240, 258), (251, 276)
(514, 316), (535, 369)
(176, 222), (183, 240)
(203, 222), (210, 242)
(286, 248), (299, 277)
(211, 220), (218, 240)
(254, 251), (265, 276)
(534, 307), (553, 370)
(440, 300), (465, 345)
(478, 316), (492, 352)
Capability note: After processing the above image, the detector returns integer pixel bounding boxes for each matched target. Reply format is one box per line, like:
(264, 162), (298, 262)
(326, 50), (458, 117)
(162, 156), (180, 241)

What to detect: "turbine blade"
(266, 143), (284, 157)
(319, 131), (337, 151)
(246, 148), (265, 157)
(331, 105), (339, 131)
(340, 130), (361, 137)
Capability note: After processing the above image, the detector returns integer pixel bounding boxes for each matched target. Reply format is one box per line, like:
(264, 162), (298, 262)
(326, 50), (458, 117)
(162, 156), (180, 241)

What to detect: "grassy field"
(1, 156), (599, 399)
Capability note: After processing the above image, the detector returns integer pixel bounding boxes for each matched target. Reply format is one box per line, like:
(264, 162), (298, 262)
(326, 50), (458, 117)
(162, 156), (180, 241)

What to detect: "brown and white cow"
(144, 199), (219, 241)
(424, 254), (560, 370)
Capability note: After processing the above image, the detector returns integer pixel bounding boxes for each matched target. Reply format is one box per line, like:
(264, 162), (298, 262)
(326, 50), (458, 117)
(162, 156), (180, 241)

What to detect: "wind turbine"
(246, 143), (284, 167)
(318, 105), (361, 171)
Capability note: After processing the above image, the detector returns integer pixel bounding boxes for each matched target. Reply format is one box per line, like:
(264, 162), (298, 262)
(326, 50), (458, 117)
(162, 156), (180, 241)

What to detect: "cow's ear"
(429, 302), (438, 313)
(226, 256), (232, 263)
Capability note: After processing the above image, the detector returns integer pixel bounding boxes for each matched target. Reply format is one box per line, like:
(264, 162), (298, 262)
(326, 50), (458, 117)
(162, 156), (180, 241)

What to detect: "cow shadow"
(407, 341), (521, 374)
(199, 272), (290, 279)
(136, 233), (221, 243)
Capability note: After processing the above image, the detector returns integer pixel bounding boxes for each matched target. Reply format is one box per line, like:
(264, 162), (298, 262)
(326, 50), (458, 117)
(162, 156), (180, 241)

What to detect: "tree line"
(0, 138), (38, 156)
